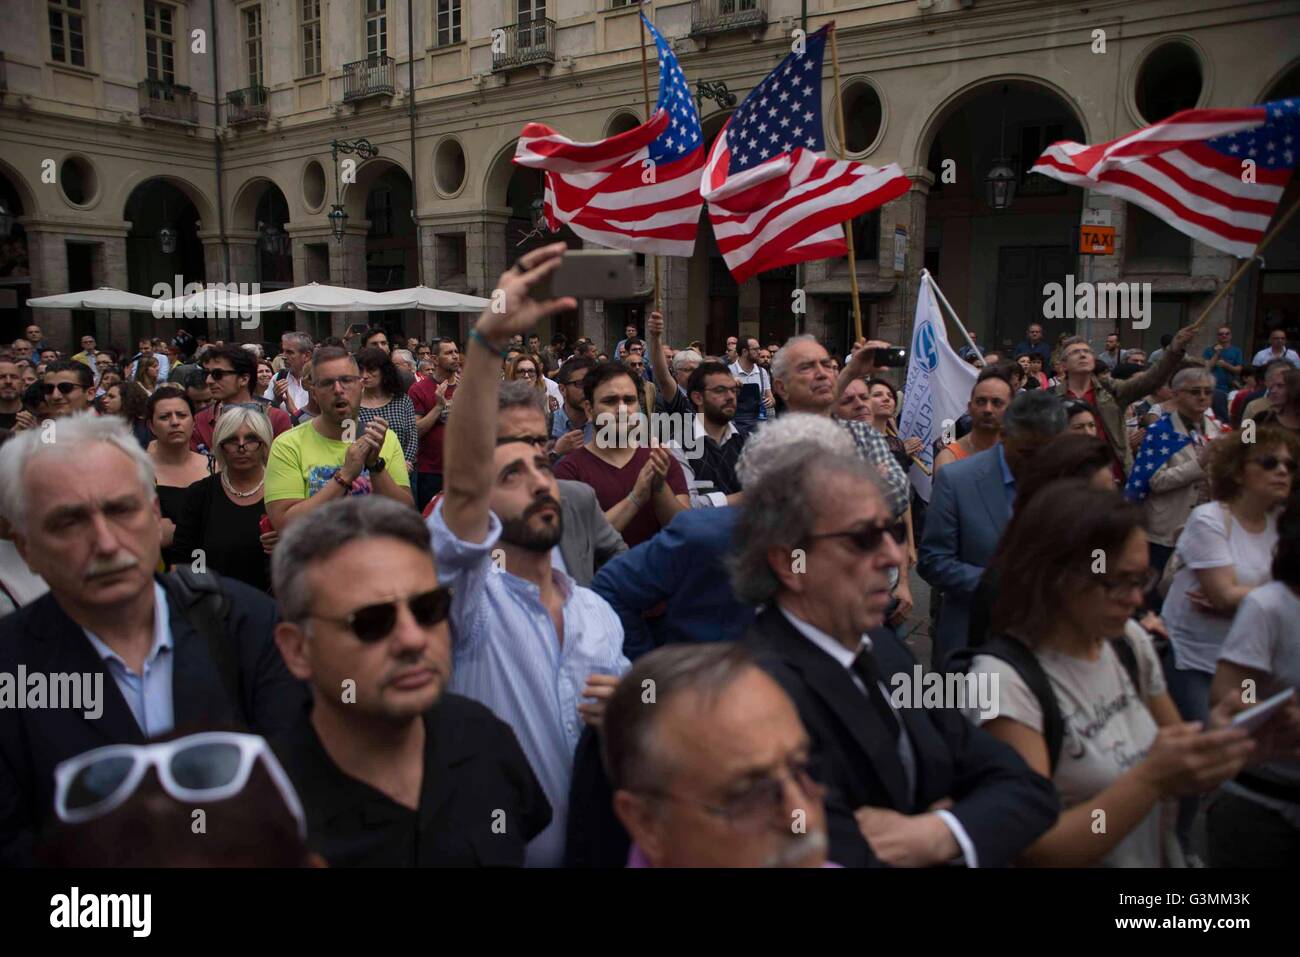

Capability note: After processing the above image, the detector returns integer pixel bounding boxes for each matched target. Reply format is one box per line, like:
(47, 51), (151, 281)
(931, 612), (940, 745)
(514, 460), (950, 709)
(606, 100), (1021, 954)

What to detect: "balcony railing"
(491, 19), (556, 72)
(343, 55), (395, 101)
(226, 84), (269, 124)
(138, 79), (198, 124)
(691, 0), (767, 36)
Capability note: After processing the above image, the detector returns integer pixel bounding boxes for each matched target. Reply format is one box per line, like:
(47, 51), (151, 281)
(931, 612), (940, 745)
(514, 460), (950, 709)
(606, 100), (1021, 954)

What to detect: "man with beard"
(192, 344), (292, 453)
(670, 360), (746, 507)
(265, 346), (412, 530)
(270, 496), (551, 866)
(431, 242), (629, 867)
(0, 355), (34, 431)
(603, 642), (834, 867)
(0, 414), (306, 865)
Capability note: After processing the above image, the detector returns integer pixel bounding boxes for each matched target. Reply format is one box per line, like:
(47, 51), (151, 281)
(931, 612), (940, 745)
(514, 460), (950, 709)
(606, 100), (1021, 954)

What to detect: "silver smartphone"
(535, 249), (638, 301)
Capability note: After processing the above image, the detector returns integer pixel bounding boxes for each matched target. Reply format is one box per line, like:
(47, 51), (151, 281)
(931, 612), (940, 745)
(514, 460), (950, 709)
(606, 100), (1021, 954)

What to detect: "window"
(144, 1), (176, 84)
(243, 6), (263, 88)
(367, 188), (393, 237)
(850, 209), (880, 262)
(301, 0), (321, 76)
(517, 0), (545, 47)
(437, 0), (461, 46)
(1136, 42), (1202, 124)
(1126, 203), (1190, 273)
(365, 0), (387, 62)
(49, 0), (87, 67)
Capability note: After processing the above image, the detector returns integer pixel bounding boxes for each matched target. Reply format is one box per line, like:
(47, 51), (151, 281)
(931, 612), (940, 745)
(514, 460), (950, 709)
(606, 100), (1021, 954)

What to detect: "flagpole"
(1184, 197), (1300, 336)
(828, 25), (863, 344)
(638, 12), (661, 314)
(921, 268), (983, 362)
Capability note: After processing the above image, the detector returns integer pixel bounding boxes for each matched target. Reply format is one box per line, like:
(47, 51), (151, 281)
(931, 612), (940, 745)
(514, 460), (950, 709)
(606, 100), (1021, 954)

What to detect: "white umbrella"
(382, 285), (490, 313)
(27, 287), (160, 311)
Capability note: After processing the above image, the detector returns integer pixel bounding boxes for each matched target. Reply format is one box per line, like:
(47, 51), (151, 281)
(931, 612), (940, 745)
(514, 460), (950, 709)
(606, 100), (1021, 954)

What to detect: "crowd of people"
(0, 243), (1298, 869)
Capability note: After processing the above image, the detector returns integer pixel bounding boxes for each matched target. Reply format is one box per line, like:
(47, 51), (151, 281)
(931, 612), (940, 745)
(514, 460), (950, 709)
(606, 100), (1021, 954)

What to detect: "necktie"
(850, 644), (901, 745)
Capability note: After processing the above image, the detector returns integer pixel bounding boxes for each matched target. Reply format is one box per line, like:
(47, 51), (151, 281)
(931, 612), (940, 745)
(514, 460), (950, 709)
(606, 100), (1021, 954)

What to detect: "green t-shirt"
(265, 420), (410, 503)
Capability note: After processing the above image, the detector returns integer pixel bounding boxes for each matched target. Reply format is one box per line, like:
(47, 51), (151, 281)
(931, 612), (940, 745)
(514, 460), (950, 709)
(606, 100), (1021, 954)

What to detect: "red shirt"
(191, 401), (292, 453)
(554, 445), (688, 548)
(409, 377), (456, 474)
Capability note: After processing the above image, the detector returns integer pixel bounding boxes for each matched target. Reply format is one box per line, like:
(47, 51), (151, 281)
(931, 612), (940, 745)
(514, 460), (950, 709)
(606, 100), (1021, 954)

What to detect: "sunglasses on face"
(808, 521), (894, 554)
(310, 586), (453, 643)
(42, 381), (83, 396)
(206, 368), (238, 380)
(1251, 455), (1298, 474)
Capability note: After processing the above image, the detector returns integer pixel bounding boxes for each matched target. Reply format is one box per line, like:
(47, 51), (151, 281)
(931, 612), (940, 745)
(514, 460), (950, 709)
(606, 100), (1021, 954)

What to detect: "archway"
(0, 166), (34, 344)
(503, 162), (582, 346)
(339, 159), (417, 340)
(232, 177), (294, 342)
(125, 177), (206, 340)
(918, 80), (1086, 351)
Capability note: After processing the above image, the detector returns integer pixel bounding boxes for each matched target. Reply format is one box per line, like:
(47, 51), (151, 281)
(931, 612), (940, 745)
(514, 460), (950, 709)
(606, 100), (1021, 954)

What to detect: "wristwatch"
(370, 456), (387, 474)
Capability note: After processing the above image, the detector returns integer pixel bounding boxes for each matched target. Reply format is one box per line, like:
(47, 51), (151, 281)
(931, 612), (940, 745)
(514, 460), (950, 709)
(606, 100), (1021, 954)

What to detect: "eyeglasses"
(497, 434), (549, 448)
(205, 368), (239, 381)
(309, 586), (453, 643)
(1178, 387), (1214, 397)
(637, 756), (824, 833)
(316, 375), (361, 390)
(706, 385), (741, 396)
(1250, 454), (1298, 474)
(41, 381), (83, 395)
(53, 732), (306, 839)
(563, 378), (586, 389)
(1096, 568), (1158, 598)
(807, 522), (895, 554)
(516, 369), (537, 378)
(220, 435), (264, 452)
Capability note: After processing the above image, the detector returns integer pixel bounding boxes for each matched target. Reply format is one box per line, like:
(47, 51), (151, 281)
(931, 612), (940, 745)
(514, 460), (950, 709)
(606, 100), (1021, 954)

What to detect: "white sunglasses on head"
(53, 731), (307, 839)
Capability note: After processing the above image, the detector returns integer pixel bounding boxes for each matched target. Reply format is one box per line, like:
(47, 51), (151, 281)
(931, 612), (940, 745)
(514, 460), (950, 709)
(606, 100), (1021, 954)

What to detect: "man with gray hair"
(602, 642), (832, 867)
(1128, 366), (1223, 579)
(0, 413), (306, 865)
(768, 334), (909, 520)
(737, 426), (1059, 868)
(266, 331), (314, 415)
(919, 390), (1069, 660)
(270, 496), (550, 866)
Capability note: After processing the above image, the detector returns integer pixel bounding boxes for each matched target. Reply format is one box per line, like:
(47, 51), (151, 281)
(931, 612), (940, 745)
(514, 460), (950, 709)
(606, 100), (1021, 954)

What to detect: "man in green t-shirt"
(266, 346), (412, 529)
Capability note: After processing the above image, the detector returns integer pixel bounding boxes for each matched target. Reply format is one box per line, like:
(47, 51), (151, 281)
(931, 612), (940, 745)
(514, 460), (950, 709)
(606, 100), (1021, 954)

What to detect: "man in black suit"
(0, 413), (307, 866)
(735, 418), (1059, 867)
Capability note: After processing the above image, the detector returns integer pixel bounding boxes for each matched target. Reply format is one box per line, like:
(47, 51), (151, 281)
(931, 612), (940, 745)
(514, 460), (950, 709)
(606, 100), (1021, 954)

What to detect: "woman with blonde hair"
(172, 403), (277, 592)
(132, 353), (161, 397)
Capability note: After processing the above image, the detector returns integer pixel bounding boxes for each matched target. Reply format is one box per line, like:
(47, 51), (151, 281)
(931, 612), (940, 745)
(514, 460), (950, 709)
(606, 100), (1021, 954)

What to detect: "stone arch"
(116, 171), (215, 229)
(483, 139), (521, 211)
(230, 175), (292, 230)
(0, 157), (41, 219)
(339, 155), (411, 220)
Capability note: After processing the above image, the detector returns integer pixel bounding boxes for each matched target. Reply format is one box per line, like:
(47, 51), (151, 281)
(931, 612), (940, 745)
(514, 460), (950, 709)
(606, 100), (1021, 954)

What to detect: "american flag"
(1031, 100), (1300, 259)
(701, 24), (910, 283)
(1123, 410), (1229, 501)
(512, 13), (704, 256)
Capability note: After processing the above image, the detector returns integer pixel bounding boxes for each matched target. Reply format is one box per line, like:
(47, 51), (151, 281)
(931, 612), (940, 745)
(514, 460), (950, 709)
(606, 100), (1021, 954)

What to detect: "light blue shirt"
(995, 443), (1016, 512)
(82, 582), (175, 738)
(429, 502), (629, 867)
(550, 405), (595, 444)
(778, 605), (979, 868)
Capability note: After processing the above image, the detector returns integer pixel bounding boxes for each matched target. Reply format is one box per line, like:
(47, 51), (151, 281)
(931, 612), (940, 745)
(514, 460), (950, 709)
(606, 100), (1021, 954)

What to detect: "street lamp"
(158, 197), (178, 253)
(0, 200), (13, 239)
(985, 85), (1017, 211)
(328, 137), (379, 243)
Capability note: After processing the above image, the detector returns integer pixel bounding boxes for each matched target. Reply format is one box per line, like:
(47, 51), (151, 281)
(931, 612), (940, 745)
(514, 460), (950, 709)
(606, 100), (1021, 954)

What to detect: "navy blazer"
(590, 507), (749, 659)
(0, 574), (308, 866)
(917, 447), (1013, 662)
(744, 606), (1058, 868)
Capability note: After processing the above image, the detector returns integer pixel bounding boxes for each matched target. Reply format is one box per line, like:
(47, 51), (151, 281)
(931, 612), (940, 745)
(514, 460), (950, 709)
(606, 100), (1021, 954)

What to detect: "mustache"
(84, 554), (140, 580)
(763, 828), (829, 868)
(524, 496), (562, 519)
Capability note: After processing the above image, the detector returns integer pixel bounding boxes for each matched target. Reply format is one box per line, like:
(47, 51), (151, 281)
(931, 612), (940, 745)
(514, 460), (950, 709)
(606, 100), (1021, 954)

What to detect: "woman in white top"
(969, 481), (1254, 867)
(1208, 494), (1300, 866)
(1161, 427), (1300, 724)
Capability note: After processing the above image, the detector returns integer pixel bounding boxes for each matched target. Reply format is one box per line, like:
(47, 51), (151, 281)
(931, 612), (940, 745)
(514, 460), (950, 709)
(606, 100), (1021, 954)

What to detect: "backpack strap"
(1109, 634), (1143, 698)
(952, 633), (1065, 774)
(161, 568), (245, 726)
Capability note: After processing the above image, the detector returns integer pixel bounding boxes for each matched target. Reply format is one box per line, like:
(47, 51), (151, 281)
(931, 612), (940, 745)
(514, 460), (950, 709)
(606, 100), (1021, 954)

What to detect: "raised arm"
(646, 311), (674, 401)
(441, 244), (576, 545)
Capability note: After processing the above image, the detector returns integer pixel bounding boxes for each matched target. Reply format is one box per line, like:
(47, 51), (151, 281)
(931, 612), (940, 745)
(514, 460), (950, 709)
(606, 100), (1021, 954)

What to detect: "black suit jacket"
(0, 574), (309, 866)
(743, 606), (1058, 868)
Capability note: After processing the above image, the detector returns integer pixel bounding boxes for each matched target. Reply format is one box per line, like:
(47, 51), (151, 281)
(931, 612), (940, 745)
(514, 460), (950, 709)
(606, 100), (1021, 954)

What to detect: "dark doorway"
(994, 245), (1071, 349)
(66, 242), (96, 342)
(758, 265), (797, 347)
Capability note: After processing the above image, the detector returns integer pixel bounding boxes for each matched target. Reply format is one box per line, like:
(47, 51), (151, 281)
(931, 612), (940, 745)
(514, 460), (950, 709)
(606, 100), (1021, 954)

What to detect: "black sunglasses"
(310, 587), (453, 643)
(1252, 454), (1298, 474)
(205, 368), (239, 380)
(807, 522), (894, 554)
(41, 381), (83, 395)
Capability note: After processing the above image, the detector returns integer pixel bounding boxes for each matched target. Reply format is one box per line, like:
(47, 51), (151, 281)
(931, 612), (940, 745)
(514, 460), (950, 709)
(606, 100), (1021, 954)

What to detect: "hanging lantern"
(328, 205), (348, 242)
(0, 200), (13, 239)
(158, 223), (178, 254)
(984, 161), (1018, 211)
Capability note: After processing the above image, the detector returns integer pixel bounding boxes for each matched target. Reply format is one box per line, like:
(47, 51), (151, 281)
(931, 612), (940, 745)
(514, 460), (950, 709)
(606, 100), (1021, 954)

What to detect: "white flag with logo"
(897, 272), (979, 502)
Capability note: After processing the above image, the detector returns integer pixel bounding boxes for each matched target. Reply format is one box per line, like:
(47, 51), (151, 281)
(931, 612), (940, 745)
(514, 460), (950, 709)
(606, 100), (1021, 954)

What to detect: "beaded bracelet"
(469, 327), (509, 359)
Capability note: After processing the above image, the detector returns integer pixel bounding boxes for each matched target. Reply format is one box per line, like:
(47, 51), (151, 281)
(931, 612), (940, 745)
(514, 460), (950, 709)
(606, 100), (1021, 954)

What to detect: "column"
(24, 225), (72, 349)
(329, 225), (369, 336)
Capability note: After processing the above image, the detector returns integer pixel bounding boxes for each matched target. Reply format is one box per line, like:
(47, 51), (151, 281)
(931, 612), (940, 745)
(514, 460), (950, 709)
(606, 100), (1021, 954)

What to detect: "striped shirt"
(429, 502), (629, 867)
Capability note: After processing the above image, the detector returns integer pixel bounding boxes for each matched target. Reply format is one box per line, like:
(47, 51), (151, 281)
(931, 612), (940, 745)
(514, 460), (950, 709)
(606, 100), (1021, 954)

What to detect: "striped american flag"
(512, 13), (704, 256)
(1031, 100), (1300, 259)
(700, 24), (910, 283)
